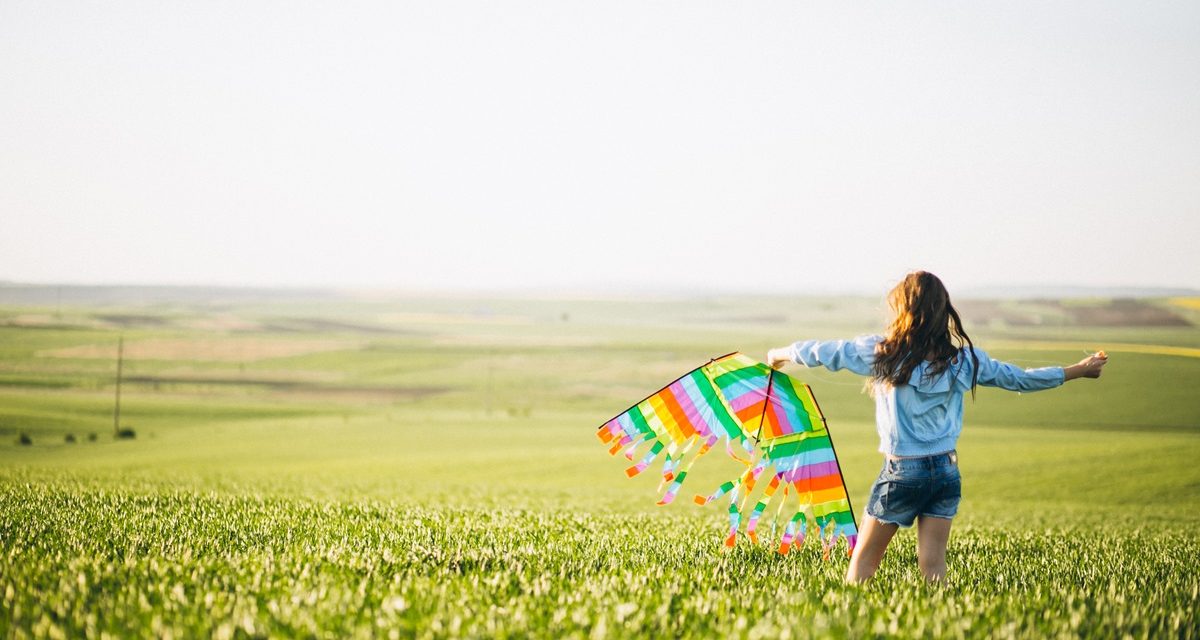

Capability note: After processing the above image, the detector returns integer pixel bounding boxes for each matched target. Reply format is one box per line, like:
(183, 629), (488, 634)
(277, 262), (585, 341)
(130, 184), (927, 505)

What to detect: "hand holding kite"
(766, 347), (791, 370)
(1066, 351), (1108, 380)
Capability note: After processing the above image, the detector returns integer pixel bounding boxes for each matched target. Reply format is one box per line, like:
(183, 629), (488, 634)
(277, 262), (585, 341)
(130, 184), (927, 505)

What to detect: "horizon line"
(0, 279), (1197, 300)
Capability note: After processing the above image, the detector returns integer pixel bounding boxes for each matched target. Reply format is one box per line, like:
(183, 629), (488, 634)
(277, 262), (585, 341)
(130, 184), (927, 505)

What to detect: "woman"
(765, 271), (1107, 583)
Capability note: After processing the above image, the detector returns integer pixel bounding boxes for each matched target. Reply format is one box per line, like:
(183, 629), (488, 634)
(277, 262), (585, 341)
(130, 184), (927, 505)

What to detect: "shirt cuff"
(789, 340), (814, 366)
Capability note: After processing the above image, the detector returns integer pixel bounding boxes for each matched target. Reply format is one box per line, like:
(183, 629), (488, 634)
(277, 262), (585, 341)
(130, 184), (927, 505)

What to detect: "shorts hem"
(865, 510), (915, 529)
(917, 512), (957, 521)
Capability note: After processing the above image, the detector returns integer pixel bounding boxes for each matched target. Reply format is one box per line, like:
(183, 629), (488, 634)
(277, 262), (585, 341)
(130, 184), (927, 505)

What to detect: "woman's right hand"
(766, 347), (791, 370)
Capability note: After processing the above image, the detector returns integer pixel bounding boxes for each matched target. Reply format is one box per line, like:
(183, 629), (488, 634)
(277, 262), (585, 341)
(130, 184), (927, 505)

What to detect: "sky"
(1, 1), (1198, 294)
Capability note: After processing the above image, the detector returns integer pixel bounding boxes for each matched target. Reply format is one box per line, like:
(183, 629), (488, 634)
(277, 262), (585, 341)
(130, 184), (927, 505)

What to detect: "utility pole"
(485, 350), (493, 416)
(113, 335), (124, 436)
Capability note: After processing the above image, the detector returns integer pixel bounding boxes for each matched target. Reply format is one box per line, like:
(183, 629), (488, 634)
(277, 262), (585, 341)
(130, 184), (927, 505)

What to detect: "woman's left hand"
(1064, 351), (1108, 380)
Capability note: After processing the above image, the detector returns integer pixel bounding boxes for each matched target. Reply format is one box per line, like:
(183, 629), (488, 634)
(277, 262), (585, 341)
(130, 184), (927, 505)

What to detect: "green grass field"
(1, 292), (1198, 638)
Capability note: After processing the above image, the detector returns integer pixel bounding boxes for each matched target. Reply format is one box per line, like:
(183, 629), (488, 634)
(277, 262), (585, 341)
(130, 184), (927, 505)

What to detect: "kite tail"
(659, 436), (701, 486)
(725, 437), (754, 465)
(818, 517), (835, 561)
(596, 422), (620, 443)
(724, 488), (741, 549)
(777, 510), (807, 556)
(769, 484), (790, 542)
(657, 471), (688, 505)
(833, 522), (858, 558)
(657, 436), (716, 506)
(658, 453), (678, 482)
(714, 464), (767, 549)
(793, 508), (808, 549)
(694, 481), (736, 506)
(746, 475), (782, 545)
(624, 441), (664, 477)
(694, 462), (759, 507)
(743, 460), (767, 494)
(606, 433), (634, 456)
(622, 433), (656, 461)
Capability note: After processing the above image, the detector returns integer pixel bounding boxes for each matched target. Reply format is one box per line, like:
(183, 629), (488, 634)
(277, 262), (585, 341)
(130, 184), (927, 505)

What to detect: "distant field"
(0, 291), (1198, 638)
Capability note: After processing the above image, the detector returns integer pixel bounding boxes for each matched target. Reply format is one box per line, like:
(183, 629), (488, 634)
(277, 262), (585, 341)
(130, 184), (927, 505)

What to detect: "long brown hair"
(871, 271), (979, 396)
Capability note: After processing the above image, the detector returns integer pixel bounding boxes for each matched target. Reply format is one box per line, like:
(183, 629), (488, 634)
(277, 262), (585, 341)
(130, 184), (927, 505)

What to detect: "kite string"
(981, 348), (1099, 368)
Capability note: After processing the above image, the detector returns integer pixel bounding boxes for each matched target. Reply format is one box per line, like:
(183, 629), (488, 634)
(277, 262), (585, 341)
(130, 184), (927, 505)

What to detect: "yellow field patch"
(1168, 297), (1200, 311)
(985, 340), (1200, 359)
(37, 338), (361, 362)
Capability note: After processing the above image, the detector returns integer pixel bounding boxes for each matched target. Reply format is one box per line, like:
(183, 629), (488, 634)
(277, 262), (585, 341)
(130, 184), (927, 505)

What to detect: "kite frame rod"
(750, 368), (776, 445)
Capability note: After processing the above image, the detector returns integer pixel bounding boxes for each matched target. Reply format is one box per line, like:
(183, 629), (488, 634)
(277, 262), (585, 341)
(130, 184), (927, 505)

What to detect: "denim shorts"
(865, 451), (961, 527)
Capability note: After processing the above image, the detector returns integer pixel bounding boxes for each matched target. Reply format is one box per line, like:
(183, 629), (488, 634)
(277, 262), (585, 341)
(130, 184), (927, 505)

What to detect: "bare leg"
(916, 516), (953, 582)
(845, 515), (898, 583)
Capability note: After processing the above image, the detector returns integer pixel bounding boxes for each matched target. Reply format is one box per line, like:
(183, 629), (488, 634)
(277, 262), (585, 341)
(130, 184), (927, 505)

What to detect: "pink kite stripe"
(679, 374), (723, 438)
(728, 389), (765, 412)
(780, 460), (841, 482)
(767, 397), (799, 437)
(670, 379), (716, 439)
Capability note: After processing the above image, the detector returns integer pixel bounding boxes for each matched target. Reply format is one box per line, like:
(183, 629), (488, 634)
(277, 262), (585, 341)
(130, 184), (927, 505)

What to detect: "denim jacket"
(789, 335), (1064, 456)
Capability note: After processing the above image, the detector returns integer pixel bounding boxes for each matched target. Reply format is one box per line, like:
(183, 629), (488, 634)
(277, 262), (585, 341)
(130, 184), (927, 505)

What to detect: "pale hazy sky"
(2, 1), (1198, 293)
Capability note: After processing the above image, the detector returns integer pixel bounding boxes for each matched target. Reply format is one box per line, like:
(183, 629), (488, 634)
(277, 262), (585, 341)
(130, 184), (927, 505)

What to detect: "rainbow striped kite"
(597, 352), (858, 557)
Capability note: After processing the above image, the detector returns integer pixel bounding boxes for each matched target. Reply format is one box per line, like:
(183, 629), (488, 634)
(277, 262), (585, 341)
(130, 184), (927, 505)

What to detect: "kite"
(596, 352), (858, 557)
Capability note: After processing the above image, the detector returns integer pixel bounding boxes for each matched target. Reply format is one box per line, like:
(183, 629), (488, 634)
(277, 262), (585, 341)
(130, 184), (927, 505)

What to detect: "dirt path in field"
(120, 374), (448, 400)
(37, 337), (361, 361)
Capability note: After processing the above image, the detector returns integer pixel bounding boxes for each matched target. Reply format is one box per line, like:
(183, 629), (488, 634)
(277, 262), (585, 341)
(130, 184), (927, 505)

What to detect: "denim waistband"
(884, 450), (958, 471)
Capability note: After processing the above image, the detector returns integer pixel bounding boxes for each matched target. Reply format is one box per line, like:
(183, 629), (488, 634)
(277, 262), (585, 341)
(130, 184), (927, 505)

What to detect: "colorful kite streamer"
(597, 352), (858, 556)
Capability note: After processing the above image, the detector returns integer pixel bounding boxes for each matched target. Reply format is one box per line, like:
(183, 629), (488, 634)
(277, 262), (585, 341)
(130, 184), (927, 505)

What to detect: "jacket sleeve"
(790, 335), (881, 376)
(970, 348), (1065, 392)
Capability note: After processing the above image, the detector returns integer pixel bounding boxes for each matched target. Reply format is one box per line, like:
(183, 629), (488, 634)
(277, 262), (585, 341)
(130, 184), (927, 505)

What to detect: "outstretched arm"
(766, 336), (880, 376)
(975, 349), (1108, 391)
